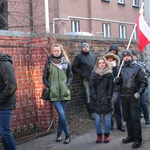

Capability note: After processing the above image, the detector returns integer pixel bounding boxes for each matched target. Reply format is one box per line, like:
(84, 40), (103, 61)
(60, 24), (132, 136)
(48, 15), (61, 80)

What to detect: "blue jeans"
(82, 78), (94, 115)
(111, 91), (123, 128)
(52, 101), (70, 136)
(140, 92), (150, 121)
(94, 112), (111, 134)
(0, 110), (16, 150)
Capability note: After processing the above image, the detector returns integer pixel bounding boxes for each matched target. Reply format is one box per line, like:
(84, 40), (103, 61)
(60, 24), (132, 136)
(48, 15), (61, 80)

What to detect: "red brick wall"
(0, 35), (138, 140)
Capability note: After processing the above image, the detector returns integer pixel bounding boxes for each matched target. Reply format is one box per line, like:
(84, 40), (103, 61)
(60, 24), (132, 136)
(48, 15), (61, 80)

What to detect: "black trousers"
(121, 95), (142, 142)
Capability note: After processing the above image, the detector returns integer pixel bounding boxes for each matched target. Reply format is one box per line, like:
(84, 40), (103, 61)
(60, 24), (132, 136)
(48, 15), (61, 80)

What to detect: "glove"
(111, 60), (116, 67)
(107, 96), (112, 101)
(91, 94), (97, 102)
(114, 77), (121, 84)
(134, 92), (140, 99)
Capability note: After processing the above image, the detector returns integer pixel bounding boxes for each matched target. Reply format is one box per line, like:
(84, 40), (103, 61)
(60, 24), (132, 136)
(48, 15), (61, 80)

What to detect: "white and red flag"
(136, 4), (150, 52)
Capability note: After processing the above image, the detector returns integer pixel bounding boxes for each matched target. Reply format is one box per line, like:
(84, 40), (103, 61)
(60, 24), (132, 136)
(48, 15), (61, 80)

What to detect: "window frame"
(71, 20), (80, 32)
(119, 24), (126, 39)
(132, 0), (139, 7)
(102, 23), (111, 38)
(117, 0), (125, 5)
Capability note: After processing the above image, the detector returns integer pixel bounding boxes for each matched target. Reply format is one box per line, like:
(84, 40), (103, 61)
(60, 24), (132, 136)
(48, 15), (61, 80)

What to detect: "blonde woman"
(43, 44), (73, 144)
(90, 57), (114, 143)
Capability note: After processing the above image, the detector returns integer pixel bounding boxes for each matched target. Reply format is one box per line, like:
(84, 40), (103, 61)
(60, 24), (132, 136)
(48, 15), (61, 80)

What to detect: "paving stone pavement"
(16, 118), (150, 150)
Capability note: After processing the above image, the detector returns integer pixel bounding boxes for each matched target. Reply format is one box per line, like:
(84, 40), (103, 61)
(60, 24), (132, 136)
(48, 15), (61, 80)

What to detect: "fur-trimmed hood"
(104, 52), (120, 66)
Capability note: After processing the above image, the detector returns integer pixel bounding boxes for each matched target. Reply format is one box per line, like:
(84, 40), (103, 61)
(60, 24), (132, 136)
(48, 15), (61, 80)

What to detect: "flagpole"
(117, 24), (137, 77)
(117, 3), (144, 77)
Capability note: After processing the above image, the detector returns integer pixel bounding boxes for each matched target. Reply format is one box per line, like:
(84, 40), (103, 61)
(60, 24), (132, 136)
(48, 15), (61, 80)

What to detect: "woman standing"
(43, 44), (73, 144)
(90, 57), (114, 143)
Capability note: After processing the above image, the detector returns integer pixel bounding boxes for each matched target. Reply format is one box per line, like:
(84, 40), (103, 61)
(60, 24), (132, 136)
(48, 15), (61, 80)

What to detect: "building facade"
(0, 0), (142, 39)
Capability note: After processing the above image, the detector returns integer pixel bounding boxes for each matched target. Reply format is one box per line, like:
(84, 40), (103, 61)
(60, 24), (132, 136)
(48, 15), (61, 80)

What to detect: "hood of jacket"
(0, 53), (13, 64)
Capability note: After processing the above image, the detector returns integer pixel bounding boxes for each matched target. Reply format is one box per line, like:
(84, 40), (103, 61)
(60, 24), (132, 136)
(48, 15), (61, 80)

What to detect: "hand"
(91, 94), (97, 102)
(107, 96), (112, 101)
(114, 77), (121, 84)
(134, 92), (140, 99)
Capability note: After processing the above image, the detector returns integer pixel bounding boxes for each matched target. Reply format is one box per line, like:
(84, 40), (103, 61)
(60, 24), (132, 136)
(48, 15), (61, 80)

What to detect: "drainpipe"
(44, 0), (50, 33)
(29, 0), (33, 32)
(52, 16), (135, 34)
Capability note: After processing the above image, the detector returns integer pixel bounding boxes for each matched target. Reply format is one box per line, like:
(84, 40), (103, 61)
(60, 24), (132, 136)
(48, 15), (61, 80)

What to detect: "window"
(71, 20), (80, 32)
(101, 0), (110, 2)
(102, 23), (111, 38)
(117, 0), (125, 5)
(119, 25), (126, 39)
(0, 1), (8, 30)
(132, 0), (139, 7)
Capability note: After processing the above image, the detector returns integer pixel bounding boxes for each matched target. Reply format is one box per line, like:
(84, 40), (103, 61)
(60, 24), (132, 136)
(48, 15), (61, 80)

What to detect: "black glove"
(107, 96), (112, 101)
(114, 77), (121, 84)
(91, 94), (97, 102)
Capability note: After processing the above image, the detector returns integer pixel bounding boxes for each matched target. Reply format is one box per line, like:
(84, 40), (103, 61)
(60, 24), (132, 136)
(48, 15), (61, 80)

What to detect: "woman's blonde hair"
(51, 44), (70, 63)
(94, 57), (112, 71)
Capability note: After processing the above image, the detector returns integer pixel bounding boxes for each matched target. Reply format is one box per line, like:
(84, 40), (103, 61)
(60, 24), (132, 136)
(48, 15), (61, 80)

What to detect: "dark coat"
(0, 53), (17, 110)
(118, 61), (148, 97)
(90, 72), (114, 115)
(72, 51), (97, 81)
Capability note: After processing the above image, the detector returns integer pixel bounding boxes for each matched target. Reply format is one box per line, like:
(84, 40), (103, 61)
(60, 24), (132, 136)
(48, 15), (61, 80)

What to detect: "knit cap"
(81, 42), (90, 49)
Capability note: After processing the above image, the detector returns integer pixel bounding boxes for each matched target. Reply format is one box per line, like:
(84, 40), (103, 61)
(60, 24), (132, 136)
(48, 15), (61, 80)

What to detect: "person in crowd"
(72, 42), (97, 120)
(109, 44), (121, 60)
(43, 44), (73, 144)
(0, 53), (17, 150)
(104, 52), (125, 132)
(131, 50), (150, 125)
(114, 50), (148, 148)
(90, 57), (114, 143)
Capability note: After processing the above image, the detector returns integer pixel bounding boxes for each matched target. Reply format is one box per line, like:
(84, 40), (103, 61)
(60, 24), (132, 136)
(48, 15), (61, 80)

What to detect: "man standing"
(131, 50), (150, 125)
(114, 50), (147, 148)
(73, 42), (97, 120)
(0, 53), (17, 150)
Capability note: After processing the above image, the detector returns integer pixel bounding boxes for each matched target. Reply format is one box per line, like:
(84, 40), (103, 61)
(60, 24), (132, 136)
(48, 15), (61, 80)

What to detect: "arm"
(0, 62), (17, 102)
(72, 56), (84, 76)
(66, 63), (73, 87)
(43, 59), (51, 88)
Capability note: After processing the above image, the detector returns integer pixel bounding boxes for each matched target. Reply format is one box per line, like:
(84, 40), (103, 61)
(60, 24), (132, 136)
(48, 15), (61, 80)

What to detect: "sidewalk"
(16, 118), (150, 150)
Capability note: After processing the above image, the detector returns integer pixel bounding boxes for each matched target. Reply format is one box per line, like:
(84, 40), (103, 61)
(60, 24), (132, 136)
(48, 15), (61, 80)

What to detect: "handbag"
(40, 88), (50, 101)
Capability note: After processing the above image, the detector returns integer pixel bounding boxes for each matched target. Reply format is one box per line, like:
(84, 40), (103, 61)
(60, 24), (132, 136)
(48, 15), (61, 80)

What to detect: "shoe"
(145, 120), (150, 125)
(117, 127), (125, 132)
(132, 141), (142, 148)
(56, 135), (62, 142)
(122, 136), (134, 143)
(104, 133), (110, 143)
(64, 136), (71, 144)
(96, 134), (102, 143)
(110, 126), (115, 130)
(89, 113), (95, 120)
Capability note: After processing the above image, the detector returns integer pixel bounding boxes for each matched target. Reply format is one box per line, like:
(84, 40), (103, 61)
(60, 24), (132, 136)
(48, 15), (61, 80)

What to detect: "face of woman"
(107, 57), (113, 62)
(52, 46), (62, 57)
(98, 59), (106, 69)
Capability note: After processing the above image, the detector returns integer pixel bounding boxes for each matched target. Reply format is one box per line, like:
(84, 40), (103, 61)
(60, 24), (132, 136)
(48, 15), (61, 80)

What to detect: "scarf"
(95, 67), (112, 76)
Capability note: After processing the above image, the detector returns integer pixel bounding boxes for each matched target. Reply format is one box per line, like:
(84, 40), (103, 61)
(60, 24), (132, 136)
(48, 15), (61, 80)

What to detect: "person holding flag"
(114, 50), (148, 148)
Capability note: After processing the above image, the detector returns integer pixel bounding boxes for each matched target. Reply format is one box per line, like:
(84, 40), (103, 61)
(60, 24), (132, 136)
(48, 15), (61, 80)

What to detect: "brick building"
(0, 0), (141, 39)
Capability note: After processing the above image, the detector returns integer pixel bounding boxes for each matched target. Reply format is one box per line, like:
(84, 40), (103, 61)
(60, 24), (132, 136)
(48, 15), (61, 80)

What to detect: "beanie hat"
(81, 42), (90, 49)
(131, 50), (137, 57)
(122, 50), (132, 58)
(109, 44), (118, 52)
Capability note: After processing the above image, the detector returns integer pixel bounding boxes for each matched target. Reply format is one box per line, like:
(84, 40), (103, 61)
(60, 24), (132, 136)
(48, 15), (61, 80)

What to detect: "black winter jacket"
(73, 51), (96, 81)
(90, 72), (114, 115)
(0, 53), (17, 110)
(118, 61), (148, 97)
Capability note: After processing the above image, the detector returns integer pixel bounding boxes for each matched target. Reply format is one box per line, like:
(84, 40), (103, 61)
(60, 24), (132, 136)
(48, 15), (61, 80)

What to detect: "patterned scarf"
(95, 67), (112, 76)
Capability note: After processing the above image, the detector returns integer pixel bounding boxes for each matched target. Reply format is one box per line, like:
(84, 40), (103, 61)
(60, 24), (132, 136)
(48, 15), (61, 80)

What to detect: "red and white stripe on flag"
(136, 8), (150, 52)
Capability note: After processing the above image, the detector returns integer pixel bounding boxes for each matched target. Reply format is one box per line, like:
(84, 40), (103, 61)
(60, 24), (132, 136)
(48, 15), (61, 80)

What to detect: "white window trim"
(117, 0), (125, 4)
(103, 23), (110, 38)
(132, 0), (139, 7)
(119, 25), (126, 39)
